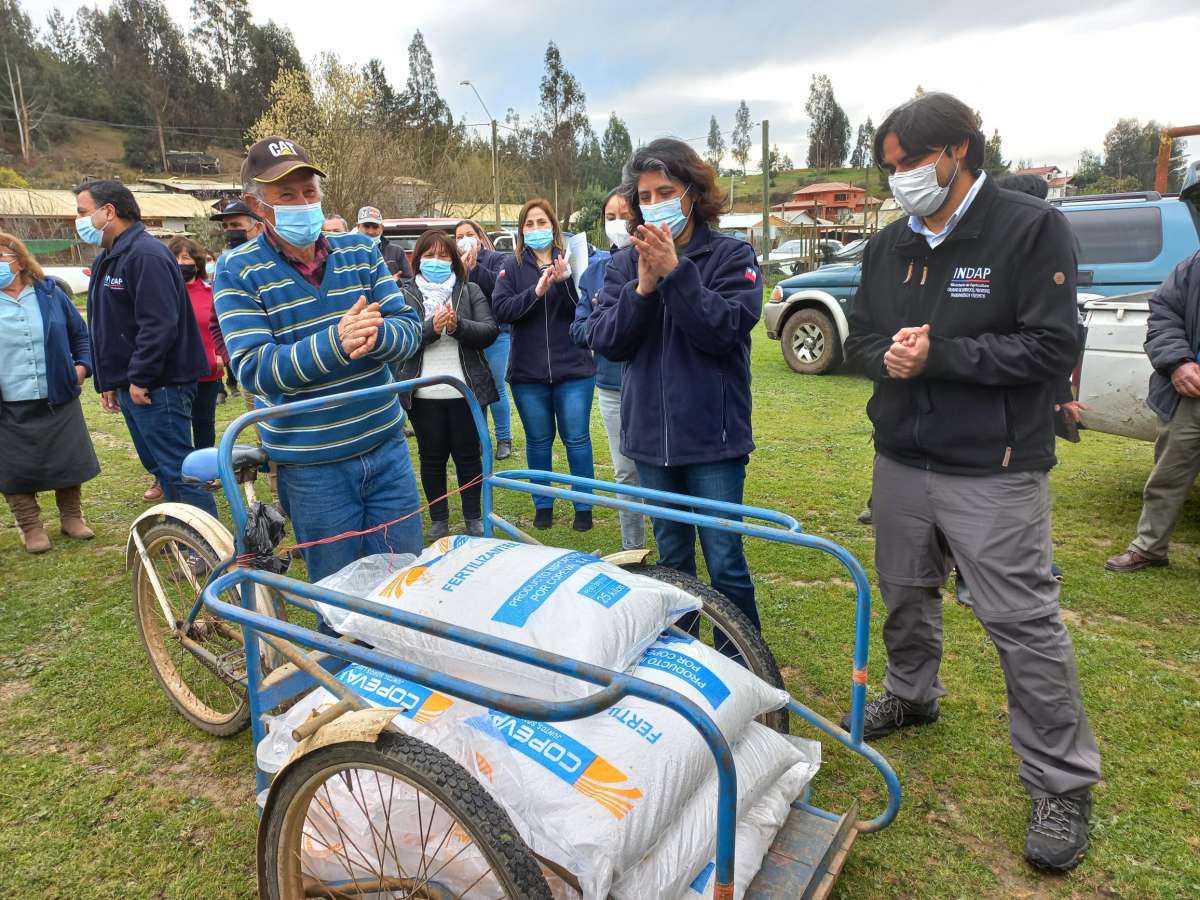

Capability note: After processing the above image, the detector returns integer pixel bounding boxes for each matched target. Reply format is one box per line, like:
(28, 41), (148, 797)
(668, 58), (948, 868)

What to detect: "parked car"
(382, 217), (460, 263)
(41, 265), (92, 297)
(763, 188), (1200, 375)
(757, 239), (842, 275)
(489, 230), (516, 252)
(1074, 292), (1159, 441)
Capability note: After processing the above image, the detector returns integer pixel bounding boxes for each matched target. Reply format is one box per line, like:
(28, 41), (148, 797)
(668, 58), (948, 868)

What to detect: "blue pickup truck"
(763, 187), (1200, 374)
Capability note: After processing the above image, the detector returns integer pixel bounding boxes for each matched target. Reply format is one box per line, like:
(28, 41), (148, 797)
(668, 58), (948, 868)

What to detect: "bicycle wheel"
(258, 731), (553, 900)
(624, 564), (790, 734)
(131, 517), (250, 736)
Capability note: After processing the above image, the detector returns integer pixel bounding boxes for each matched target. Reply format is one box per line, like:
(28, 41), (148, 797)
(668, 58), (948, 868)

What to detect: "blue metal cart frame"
(192, 375), (900, 898)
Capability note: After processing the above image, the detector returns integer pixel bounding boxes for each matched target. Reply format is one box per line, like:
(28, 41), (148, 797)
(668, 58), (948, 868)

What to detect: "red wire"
(235, 473), (486, 566)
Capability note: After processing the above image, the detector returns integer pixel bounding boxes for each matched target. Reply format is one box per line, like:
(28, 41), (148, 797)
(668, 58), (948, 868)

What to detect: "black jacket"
(589, 224), (762, 466)
(845, 176), (1080, 476)
(380, 236), (413, 281)
(491, 246), (596, 384)
(392, 280), (499, 409)
(468, 247), (511, 333)
(1145, 251), (1200, 422)
(86, 222), (209, 391)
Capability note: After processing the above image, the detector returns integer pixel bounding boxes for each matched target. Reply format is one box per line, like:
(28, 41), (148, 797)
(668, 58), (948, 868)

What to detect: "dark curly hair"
(621, 138), (726, 229)
(873, 92), (985, 174)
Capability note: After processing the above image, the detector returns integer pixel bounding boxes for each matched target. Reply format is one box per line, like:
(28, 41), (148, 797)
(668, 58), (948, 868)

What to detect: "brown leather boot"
(5, 493), (51, 554)
(1104, 548), (1167, 572)
(55, 485), (95, 540)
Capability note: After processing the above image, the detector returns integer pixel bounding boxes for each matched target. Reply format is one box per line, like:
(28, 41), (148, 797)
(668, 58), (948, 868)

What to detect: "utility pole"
(490, 118), (500, 229)
(761, 119), (771, 267)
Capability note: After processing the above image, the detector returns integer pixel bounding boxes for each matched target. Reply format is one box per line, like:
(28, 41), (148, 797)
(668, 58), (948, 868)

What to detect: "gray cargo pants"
(872, 453), (1101, 798)
(1129, 396), (1200, 560)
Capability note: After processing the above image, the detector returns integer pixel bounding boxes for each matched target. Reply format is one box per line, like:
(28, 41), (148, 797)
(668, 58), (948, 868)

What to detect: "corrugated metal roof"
(0, 188), (212, 219)
(138, 178), (242, 192)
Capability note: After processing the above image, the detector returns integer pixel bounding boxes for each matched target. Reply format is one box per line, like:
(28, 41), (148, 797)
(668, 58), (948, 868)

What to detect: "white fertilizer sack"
(313, 538), (701, 701)
(613, 739), (819, 900)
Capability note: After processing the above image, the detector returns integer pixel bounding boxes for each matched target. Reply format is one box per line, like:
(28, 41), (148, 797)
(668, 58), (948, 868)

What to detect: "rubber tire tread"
(781, 307), (842, 376)
(131, 518), (250, 737)
(625, 564), (790, 734)
(258, 732), (553, 900)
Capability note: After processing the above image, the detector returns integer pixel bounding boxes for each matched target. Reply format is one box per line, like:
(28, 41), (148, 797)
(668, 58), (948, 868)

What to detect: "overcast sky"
(24, 0), (1200, 174)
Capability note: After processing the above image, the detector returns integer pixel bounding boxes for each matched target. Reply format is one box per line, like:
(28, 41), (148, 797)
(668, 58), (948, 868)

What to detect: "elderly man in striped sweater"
(215, 137), (424, 633)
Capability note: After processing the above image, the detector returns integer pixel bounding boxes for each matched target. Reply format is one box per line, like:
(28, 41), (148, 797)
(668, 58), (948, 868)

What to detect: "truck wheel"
(781, 308), (842, 375)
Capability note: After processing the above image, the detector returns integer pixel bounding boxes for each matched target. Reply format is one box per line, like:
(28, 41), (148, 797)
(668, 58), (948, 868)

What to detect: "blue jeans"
(483, 332), (512, 442)
(276, 435), (424, 635)
(510, 377), (595, 512)
(119, 385), (217, 517)
(635, 457), (758, 629)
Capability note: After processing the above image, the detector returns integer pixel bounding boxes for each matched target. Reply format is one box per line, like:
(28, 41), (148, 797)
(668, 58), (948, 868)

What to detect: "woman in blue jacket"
(0, 233), (100, 554)
(571, 188), (645, 550)
(455, 219), (514, 461)
(492, 199), (596, 532)
(588, 139), (764, 629)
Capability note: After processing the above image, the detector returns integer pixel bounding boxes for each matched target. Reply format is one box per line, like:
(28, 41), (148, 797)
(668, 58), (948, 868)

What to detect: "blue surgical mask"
(268, 200), (325, 247)
(524, 228), (553, 251)
(0, 261), (14, 289)
(640, 186), (691, 238)
(420, 257), (453, 283)
(75, 210), (106, 246)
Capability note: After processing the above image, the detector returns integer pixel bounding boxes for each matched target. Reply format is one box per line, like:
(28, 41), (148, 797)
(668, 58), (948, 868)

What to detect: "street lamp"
(461, 80), (501, 230)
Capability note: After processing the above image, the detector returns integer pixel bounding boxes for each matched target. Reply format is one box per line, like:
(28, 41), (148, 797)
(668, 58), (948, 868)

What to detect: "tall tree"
(600, 112), (632, 188)
(806, 75), (850, 169)
(398, 30), (451, 131)
(983, 128), (1009, 177)
(849, 117), (875, 168)
(731, 100), (751, 175)
(705, 115), (725, 171)
(1102, 118), (1186, 190)
(189, 0), (251, 89)
(536, 41), (591, 219)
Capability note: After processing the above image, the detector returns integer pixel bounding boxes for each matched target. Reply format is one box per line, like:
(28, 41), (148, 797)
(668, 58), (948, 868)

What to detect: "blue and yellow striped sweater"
(213, 232), (421, 465)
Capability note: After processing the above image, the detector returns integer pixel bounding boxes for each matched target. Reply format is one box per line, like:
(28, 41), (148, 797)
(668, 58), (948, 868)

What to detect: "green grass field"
(0, 316), (1197, 898)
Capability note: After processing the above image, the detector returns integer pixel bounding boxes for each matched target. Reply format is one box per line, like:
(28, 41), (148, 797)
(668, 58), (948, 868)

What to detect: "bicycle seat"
(181, 445), (269, 484)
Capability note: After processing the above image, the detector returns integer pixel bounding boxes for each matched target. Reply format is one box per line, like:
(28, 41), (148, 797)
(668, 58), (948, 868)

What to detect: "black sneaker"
(495, 440), (512, 461)
(839, 691), (940, 740)
(572, 510), (593, 532)
(428, 519), (450, 541)
(465, 518), (484, 537)
(1024, 792), (1091, 872)
(533, 508), (553, 530)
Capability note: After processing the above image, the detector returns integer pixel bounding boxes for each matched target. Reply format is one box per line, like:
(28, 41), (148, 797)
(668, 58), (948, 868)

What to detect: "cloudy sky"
(24, 0), (1200, 173)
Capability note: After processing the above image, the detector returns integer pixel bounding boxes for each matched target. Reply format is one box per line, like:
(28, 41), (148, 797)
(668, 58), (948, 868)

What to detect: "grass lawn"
(0, 314), (1197, 899)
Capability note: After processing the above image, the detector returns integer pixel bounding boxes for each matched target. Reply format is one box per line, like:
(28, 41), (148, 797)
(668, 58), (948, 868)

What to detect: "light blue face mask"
(524, 228), (554, 251)
(420, 257), (453, 283)
(75, 210), (106, 247)
(268, 200), (325, 247)
(0, 261), (14, 290)
(640, 185), (692, 238)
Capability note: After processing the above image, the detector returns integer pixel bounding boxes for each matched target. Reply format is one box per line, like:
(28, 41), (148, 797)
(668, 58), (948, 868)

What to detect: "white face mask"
(457, 236), (478, 255)
(604, 218), (632, 249)
(888, 147), (959, 218)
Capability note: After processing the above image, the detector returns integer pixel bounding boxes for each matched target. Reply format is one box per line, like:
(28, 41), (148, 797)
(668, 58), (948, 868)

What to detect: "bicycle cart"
(127, 376), (901, 899)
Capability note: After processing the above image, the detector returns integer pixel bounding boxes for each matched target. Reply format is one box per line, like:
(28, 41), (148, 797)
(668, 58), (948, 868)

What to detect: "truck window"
(1063, 207), (1163, 264)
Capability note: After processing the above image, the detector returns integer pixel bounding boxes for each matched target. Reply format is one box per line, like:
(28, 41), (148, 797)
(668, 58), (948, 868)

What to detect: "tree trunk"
(155, 107), (169, 173)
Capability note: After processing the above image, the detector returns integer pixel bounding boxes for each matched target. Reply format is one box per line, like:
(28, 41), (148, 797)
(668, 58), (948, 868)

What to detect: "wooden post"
(761, 119), (770, 265)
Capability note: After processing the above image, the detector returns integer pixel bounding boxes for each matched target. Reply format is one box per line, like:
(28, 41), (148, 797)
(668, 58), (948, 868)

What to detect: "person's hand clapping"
(338, 295), (383, 360)
(884, 323), (931, 379)
(460, 241), (479, 272)
(631, 222), (678, 295)
(535, 258), (571, 297)
(433, 304), (457, 334)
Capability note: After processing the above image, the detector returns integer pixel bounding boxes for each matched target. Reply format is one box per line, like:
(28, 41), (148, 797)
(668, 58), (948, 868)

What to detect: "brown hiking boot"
(1104, 549), (1168, 573)
(5, 493), (51, 554)
(56, 485), (95, 540)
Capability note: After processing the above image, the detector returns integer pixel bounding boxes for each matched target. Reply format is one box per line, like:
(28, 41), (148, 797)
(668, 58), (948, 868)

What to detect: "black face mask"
(225, 228), (248, 249)
(179, 263), (197, 282)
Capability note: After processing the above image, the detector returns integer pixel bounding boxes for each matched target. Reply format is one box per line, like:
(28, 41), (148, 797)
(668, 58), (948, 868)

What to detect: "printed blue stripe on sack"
(639, 644), (731, 710)
(490, 551), (598, 626)
(468, 713), (597, 785)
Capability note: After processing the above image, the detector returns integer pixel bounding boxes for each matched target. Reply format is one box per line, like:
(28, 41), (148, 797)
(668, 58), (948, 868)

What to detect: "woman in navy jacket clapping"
(589, 139), (763, 631)
(491, 199), (596, 532)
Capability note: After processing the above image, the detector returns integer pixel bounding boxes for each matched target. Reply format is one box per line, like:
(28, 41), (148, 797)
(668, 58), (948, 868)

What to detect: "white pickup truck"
(1076, 292), (1159, 442)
